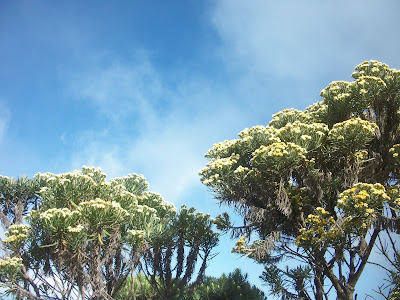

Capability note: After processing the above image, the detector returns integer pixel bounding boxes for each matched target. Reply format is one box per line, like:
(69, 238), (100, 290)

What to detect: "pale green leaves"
(328, 117), (378, 153)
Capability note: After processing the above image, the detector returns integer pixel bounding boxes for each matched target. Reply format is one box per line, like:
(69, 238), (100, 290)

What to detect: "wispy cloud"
(69, 51), (166, 127)
(63, 0), (400, 207)
(212, 0), (400, 90)
(64, 52), (251, 203)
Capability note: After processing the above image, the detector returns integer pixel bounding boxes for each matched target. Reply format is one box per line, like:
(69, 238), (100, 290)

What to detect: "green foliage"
(1, 167), (177, 299)
(113, 273), (158, 300)
(260, 265), (312, 300)
(142, 205), (219, 300)
(200, 61), (400, 299)
(188, 268), (266, 300)
(0, 175), (39, 228)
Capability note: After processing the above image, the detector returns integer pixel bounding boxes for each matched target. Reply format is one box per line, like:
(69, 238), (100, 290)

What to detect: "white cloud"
(68, 51), (166, 127)
(64, 0), (400, 207)
(64, 52), (252, 203)
(212, 0), (400, 82)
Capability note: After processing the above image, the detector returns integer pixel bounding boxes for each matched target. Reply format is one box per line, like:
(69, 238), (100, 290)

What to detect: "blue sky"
(1, 0), (400, 298)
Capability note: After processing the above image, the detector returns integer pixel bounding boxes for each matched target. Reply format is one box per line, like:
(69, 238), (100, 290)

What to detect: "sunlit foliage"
(201, 61), (400, 299)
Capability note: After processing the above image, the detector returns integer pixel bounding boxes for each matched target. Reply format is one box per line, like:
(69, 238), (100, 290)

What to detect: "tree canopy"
(187, 268), (266, 300)
(200, 60), (400, 299)
(141, 205), (219, 299)
(0, 167), (178, 299)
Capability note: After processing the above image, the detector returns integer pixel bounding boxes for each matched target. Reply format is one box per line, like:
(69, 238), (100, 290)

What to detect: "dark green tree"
(141, 205), (219, 300)
(200, 61), (400, 299)
(113, 273), (158, 300)
(260, 265), (312, 300)
(0, 175), (39, 229)
(188, 268), (266, 300)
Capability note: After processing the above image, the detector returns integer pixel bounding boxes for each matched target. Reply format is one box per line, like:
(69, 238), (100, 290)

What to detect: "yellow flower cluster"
(355, 150), (368, 160)
(334, 92), (351, 101)
(205, 139), (241, 158)
(389, 144), (400, 160)
(38, 208), (78, 221)
(234, 165), (250, 174)
(0, 257), (23, 278)
(251, 142), (306, 170)
(320, 60), (400, 114)
(200, 154), (240, 185)
(276, 121), (328, 150)
(305, 101), (328, 121)
(0, 257), (23, 268)
(232, 235), (247, 253)
(328, 118), (378, 152)
(355, 76), (386, 88)
(135, 204), (157, 217)
(238, 125), (280, 150)
(67, 224), (84, 233)
(238, 125), (277, 138)
(320, 81), (351, 98)
(39, 208), (80, 221)
(269, 108), (311, 129)
(338, 183), (389, 231)
(339, 183), (389, 207)
(80, 198), (129, 219)
(204, 154), (239, 170)
(352, 60), (390, 79)
(4, 224), (30, 245)
(254, 142), (305, 158)
(383, 186), (400, 208)
(296, 207), (341, 247)
(353, 75), (387, 99)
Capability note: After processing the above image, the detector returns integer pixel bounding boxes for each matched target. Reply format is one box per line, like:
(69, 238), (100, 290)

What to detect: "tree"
(1, 166), (176, 299)
(260, 264), (313, 300)
(372, 231), (400, 299)
(0, 175), (41, 299)
(188, 268), (266, 300)
(200, 60), (400, 299)
(0, 175), (39, 230)
(113, 273), (158, 300)
(141, 205), (219, 300)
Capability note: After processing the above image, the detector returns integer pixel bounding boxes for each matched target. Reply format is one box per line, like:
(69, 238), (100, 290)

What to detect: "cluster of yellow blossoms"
(0, 257), (23, 279)
(269, 108), (311, 128)
(276, 121), (328, 150)
(320, 80), (351, 99)
(338, 183), (390, 231)
(296, 207), (341, 247)
(67, 224), (84, 233)
(389, 144), (400, 160)
(352, 60), (392, 79)
(38, 207), (79, 221)
(321, 60), (400, 116)
(4, 224), (30, 245)
(251, 142), (306, 171)
(328, 118), (378, 152)
(200, 154), (240, 185)
(205, 139), (241, 159)
(231, 235), (247, 254)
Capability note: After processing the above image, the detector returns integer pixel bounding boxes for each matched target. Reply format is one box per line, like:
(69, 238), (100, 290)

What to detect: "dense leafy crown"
(200, 61), (400, 298)
(1, 166), (177, 299)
